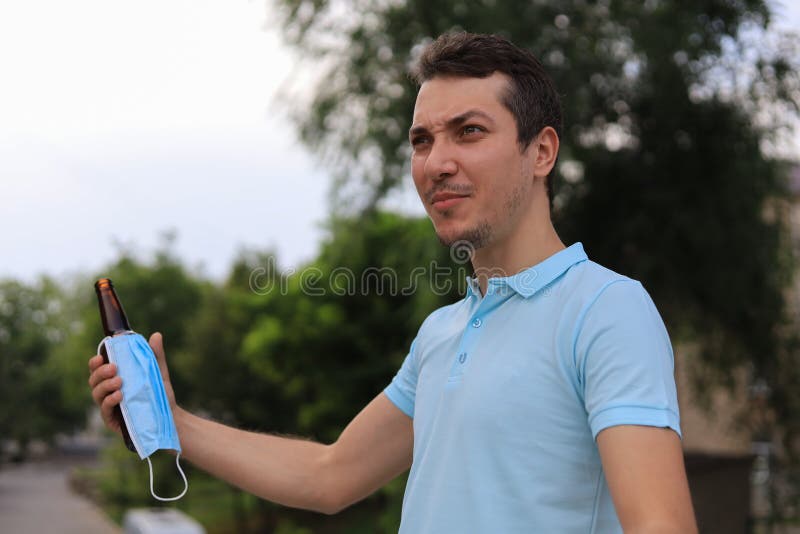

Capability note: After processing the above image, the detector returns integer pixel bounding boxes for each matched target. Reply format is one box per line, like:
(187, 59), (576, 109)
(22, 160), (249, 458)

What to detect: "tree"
(0, 278), (85, 459)
(274, 0), (799, 425)
(178, 212), (463, 531)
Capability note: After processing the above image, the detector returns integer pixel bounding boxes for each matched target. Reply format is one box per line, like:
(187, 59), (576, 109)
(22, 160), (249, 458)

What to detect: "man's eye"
(462, 125), (484, 135)
(411, 136), (431, 146)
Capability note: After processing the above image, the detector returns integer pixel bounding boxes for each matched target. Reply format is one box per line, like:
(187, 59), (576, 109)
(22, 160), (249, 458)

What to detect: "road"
(0, 457), (121, 534)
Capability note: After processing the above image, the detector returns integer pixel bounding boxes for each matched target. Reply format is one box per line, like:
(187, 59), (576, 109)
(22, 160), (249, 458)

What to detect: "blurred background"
(1, 0), (799, 532)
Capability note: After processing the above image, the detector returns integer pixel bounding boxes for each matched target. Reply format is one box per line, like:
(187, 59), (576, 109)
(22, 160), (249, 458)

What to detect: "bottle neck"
(96, 287), (131, 336)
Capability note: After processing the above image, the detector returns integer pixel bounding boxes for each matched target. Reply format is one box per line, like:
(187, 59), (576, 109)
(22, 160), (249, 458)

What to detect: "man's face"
(409, 73), (539, 250)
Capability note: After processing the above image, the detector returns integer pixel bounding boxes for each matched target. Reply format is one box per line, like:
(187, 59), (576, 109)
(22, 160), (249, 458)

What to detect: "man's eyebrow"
(409, 109), (496, 138)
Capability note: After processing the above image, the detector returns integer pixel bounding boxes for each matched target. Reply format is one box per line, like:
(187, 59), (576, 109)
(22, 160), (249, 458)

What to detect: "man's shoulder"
(565, 260), (665, 336)
(419, 299), (466, 328)
(564, 258), (638, 297)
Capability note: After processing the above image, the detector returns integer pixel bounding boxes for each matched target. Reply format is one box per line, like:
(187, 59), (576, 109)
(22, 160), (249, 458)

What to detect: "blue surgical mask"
(97, 331), (188, 501)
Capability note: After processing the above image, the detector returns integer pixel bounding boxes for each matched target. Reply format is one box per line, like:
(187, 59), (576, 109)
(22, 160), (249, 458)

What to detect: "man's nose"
(424, 140), (458, 181)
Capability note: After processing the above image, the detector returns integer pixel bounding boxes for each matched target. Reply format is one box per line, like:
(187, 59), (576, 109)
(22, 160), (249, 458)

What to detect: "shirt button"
(472, 318), (482, 328)
(458, 352), (467, 363)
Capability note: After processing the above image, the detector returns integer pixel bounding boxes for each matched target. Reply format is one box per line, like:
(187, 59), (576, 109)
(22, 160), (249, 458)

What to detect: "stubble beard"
(436, 219), (493, 250)
(436, 173), (529, 252)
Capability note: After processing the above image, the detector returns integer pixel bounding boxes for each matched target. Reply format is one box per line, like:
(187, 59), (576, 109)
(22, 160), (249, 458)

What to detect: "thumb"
(149, 332), (170, 381)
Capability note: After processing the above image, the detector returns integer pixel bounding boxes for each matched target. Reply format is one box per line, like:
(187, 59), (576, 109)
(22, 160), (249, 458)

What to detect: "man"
(89, 32), (697, 532)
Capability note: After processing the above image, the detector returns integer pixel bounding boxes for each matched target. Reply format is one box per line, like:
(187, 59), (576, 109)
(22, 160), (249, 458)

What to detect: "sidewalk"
(0, 457), (121, 534)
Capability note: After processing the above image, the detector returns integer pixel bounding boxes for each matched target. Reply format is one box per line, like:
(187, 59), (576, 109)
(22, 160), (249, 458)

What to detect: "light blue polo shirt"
(383, 242), (681, 533)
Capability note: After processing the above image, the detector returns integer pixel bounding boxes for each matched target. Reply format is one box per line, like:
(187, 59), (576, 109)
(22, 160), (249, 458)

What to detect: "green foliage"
(174, 212), (454, 530)
(0, 277), (87, 456)
(195, 213), (458, 438)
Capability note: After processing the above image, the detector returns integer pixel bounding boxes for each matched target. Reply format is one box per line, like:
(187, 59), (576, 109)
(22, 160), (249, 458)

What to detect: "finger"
(88, 354), (104, 372)
(101, 389), (123, 425)
(92, 376), (122, 407)
(149, 332), (170, 381)
(88, 363), (117, 389)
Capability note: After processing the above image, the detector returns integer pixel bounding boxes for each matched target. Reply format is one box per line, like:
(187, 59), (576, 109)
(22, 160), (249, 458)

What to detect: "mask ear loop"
(96, 337), (111, 357)
(147, 453), (188, 502)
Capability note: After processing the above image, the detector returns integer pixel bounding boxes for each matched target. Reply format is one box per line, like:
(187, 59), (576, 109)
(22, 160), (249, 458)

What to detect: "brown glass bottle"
(95, 278), (136, 453)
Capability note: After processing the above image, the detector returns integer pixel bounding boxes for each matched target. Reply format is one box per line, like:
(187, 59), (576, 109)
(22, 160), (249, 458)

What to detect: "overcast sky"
(0, 0), (336, 283)
(1, 1), (799, 283)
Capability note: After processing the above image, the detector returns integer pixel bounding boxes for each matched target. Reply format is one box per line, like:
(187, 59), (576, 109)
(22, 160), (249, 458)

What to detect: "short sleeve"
(383, 338), (419, 419)
(575, 280), (681, 439)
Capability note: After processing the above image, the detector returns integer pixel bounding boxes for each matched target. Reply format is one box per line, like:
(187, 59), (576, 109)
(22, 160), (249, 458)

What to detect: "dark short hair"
(411, 32), (563, 203)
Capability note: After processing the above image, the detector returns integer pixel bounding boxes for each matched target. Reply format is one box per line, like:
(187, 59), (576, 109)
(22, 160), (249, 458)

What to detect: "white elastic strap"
(147, 453), (189, 502)
(96, 337), (110, 356)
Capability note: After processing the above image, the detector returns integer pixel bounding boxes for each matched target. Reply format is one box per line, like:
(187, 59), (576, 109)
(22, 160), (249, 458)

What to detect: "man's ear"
(531, 126), (559, 179)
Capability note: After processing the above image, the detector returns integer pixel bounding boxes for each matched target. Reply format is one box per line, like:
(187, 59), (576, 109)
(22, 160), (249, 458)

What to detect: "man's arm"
(176, 393), (413, 514)
(597, 425), (697, 534)
(89, 332), (413, 514)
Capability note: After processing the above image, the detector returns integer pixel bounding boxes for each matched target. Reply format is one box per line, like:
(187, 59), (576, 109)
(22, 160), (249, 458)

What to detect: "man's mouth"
(430, 191), (470, 210)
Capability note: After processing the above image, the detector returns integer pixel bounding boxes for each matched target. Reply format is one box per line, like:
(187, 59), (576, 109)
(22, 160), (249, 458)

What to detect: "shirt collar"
(465, 242), (588, 299)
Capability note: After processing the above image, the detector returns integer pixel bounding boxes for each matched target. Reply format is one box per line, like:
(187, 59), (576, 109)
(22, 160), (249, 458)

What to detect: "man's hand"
(88, 332), (176, 433)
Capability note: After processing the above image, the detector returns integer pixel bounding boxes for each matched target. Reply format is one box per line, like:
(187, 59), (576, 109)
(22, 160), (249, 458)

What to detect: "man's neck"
(470, 219), (565, 296)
